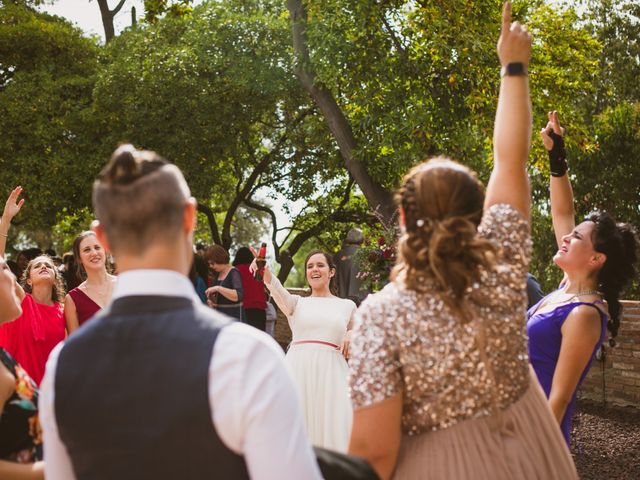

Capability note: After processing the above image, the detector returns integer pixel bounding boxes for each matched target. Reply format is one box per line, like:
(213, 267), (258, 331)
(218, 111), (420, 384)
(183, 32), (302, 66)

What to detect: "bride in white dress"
(252, 250), (356, 452)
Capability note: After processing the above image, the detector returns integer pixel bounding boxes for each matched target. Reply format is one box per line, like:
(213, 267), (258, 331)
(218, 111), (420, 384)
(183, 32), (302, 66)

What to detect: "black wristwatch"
(501, 62), (527, 77)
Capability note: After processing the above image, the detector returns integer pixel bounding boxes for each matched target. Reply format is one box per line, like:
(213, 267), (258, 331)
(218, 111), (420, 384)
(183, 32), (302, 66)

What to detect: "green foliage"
(0, 3), (99, 237)
(50, 207), (94, 254)
(354, 224), (397, 293)
(144, 0), (194, 23)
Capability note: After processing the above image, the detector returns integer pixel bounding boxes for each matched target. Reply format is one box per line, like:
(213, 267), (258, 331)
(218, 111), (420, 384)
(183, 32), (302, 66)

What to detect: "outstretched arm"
(485, 2), (533, 221)
(0, 187), (25, 258)
(540, 111), (575, 248)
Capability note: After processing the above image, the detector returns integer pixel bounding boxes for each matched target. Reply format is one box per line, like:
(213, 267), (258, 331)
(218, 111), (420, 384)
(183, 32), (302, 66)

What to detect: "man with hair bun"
(39, 145), (322, 480)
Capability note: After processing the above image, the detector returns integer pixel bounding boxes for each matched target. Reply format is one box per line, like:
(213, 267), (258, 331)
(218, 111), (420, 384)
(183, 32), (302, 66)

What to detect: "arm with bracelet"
(540, 111), (575, 248)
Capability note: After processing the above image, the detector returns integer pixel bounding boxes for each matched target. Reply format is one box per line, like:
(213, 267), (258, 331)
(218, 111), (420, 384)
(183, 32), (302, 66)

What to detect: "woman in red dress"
(64, 231), (116, 333)
(0, 187), (66, 386)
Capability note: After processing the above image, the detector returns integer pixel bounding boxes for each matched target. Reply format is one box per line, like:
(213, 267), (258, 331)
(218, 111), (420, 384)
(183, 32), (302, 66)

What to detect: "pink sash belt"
(291, 340), (340, 350)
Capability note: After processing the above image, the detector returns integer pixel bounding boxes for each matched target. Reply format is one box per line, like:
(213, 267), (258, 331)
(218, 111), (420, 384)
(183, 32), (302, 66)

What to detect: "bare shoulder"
(563, 304), (603, 341)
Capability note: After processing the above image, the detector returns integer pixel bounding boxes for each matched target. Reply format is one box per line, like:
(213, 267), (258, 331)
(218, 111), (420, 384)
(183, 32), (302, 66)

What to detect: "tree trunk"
(286, 0), (396, 225)
(95, 0), (126, 43)
(196, 202), (221, 246)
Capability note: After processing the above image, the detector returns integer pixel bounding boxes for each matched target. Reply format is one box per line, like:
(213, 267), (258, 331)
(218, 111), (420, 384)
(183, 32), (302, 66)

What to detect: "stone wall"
(580, 300), (640, 408)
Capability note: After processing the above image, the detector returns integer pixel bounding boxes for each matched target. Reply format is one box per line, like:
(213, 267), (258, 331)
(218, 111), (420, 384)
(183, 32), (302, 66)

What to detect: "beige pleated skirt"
(393, 370), (578, 480)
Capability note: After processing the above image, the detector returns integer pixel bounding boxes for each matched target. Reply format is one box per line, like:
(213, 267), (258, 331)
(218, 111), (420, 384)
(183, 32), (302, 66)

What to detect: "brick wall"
(580, 301), (640, 408)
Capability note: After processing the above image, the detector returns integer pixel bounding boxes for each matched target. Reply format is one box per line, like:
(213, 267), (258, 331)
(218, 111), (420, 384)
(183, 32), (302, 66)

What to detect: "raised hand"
(3, 186), (25, 222)
(248, 246), (259, 275)
(540, 110), (565, 151)
(497, 2), (532, 68)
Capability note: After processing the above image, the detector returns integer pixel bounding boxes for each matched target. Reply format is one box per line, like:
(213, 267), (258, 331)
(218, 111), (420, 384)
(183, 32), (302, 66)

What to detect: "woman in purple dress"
(527, 111), (639, 446)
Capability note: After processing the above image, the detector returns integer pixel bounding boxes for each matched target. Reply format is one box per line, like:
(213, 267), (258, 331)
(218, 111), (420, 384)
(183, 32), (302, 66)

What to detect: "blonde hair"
(392, 157), (496, 308)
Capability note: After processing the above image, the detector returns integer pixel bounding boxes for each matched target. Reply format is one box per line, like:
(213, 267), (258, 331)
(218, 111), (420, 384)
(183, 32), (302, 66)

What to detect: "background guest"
(64, 231), (117, 334)
(205, 245), (244, 321)
(233, 246), (267, 330)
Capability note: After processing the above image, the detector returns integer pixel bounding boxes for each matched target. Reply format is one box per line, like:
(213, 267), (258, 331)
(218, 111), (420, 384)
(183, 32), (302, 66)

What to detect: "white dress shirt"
(40, 269), (322, 480)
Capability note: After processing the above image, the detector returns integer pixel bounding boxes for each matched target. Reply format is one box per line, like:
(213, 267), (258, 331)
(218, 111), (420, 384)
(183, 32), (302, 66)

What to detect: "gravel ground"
(571, 400), (640, 479)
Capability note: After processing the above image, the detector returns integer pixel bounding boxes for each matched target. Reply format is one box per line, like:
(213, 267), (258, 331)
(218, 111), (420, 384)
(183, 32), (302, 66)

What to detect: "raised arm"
(249, 248), (299, 318)
(540, 111), (575, 248)
(484, 2), (533, 221)
(0, 187), (25, 258)
(1, 187), (26, 301)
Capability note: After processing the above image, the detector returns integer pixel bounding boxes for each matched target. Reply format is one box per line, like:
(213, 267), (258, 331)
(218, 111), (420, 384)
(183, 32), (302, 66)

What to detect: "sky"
(40, 0), (146, 41)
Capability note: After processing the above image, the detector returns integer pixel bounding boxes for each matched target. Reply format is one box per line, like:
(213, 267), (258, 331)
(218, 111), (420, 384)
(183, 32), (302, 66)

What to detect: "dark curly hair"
(585, 211), (639, 338)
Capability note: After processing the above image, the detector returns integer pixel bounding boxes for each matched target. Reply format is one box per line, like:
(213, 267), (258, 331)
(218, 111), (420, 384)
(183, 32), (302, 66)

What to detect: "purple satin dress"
(527, 293), (608, 445)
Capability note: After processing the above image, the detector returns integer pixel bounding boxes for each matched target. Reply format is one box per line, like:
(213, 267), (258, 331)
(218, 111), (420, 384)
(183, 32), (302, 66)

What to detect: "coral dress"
(267, 276), (356, 452)
(350, 204), (578, 479)
(0, 294), (65, 385)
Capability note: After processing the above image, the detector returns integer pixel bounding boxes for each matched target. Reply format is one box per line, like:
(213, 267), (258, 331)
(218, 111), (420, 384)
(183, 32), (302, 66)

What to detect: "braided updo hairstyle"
(92, 144), (191, 255)
(392, 157), (496, 306)
(585, 211), (639, 338)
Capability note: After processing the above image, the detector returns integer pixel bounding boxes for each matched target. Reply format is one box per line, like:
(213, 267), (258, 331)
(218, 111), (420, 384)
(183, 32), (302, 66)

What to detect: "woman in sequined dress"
(252, 250), (356, 452)
(527, 112), (639, 446)
(348, 4), (578, 479)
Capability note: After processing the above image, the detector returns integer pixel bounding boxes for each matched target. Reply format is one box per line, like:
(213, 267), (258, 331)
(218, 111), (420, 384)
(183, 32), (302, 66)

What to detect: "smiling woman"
(527, 111), (640, 446)
(0, 188), (66, 386)
(64, 231), (117, 333)
(252, 250), (357, 452)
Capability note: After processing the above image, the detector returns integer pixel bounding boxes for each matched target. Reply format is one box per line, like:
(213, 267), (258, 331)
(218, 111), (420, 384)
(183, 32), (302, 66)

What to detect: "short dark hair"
(232, 247), (254, 266)
(206, 244), (230, 265)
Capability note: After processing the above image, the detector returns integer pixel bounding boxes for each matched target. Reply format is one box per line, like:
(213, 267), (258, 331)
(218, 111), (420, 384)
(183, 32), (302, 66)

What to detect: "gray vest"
(55, 295), (249, 480)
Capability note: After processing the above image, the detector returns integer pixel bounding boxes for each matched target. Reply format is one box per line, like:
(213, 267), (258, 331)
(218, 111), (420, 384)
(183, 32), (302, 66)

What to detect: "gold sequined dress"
(349, 204), (577, 479)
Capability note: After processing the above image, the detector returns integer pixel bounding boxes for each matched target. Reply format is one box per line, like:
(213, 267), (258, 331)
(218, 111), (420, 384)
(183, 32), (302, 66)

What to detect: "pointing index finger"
(502, 1), (511, 33)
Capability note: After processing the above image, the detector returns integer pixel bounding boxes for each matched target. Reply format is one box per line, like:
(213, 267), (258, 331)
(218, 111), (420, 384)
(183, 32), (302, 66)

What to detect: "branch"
(286, 0), (395, 223)
(220, 108), (312, 248)
(242, 198), (281, 262)
(111, 0), (127, 15)
(196, 202), (221, 246)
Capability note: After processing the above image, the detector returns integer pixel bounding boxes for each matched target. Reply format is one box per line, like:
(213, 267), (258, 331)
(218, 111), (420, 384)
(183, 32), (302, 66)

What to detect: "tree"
(92, 0), (366, 281)
(0, 3), (99, 242)
(94, 0), (127, 42)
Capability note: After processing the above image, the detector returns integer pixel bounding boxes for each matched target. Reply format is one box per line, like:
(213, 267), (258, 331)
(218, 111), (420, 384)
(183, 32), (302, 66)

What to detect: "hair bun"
(101, 144), (142, 186)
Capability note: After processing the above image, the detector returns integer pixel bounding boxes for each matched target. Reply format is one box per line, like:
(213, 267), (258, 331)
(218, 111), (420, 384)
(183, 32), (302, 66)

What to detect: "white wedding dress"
(267, 276), (356, 452)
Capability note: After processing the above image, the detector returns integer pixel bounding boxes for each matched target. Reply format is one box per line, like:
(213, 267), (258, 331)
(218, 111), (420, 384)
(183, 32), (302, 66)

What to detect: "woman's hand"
(248, 246), (259, 274)
(540, 110), (565, 151)
(2, 186), (24, 222)
(341, 330), (353, 360)
(249, 245), (272, 284)
(497, 2), (532, 68)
